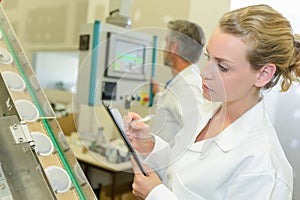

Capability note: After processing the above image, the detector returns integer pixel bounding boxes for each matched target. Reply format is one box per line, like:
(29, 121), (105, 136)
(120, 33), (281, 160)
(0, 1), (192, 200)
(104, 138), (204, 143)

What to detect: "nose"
(200, 61), (214, 80)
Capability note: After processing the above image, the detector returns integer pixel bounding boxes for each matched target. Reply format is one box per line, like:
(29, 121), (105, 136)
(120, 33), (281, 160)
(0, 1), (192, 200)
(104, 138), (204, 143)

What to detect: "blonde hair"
(219, 4), (300, 91)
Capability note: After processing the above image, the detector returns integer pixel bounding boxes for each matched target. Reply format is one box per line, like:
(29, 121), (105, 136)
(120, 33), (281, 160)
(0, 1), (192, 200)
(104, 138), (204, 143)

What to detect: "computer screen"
(105, 32), (151, 80)
(112, 38), (145, 74)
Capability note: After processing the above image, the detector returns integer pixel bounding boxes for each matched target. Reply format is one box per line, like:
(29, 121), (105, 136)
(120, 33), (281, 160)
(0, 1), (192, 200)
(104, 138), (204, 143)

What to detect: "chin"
(202, 93), (224, 103)
(202, 93), (213, 101)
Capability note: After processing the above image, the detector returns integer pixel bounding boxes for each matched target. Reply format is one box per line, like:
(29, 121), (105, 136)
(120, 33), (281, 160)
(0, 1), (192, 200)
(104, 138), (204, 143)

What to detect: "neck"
(196, 90), (261, 141)
(172, 58), (191, 76)
(218, 93), (262, 128)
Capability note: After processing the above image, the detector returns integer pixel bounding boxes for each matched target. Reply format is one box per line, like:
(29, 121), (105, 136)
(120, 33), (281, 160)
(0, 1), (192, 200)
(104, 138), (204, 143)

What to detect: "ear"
(169, 41), (178, 54)
(254, 64), (276, 87)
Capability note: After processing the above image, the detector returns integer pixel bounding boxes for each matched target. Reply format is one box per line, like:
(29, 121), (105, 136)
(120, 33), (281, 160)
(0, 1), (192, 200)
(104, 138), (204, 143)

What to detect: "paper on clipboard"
(102, 101), (148, 176)
(110, 108), (125, 131)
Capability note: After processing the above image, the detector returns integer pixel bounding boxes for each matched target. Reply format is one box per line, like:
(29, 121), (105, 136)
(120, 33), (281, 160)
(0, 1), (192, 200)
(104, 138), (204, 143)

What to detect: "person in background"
(150, 20), (210, 142)
(126, 4), (299, 199)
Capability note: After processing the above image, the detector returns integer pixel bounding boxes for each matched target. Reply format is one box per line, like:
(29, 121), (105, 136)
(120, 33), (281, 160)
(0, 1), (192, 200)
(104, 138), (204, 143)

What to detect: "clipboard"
(102, 101), (148, 176)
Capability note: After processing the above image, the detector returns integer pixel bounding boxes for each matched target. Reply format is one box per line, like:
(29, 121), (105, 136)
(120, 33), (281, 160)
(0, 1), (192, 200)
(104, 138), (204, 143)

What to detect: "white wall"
(32, 51), (79, 92)
(2, 0), (231, 83)
(189, 0), (230, 69)
(231, 2), (300, 199)
(264, 84), (300, 200)
(1, 0), (88, 62)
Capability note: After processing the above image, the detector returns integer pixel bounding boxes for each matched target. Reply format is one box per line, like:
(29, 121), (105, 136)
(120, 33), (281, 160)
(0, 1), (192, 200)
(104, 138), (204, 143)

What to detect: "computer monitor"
(105, 32), (151, 80)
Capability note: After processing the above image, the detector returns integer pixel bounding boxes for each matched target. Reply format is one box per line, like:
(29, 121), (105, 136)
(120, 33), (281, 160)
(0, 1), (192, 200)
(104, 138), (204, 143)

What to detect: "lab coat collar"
(214, 100), (266, 152)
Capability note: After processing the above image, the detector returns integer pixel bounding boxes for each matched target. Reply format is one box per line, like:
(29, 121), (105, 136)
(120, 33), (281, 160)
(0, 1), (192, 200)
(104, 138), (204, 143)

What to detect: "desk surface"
(66, 133), (131, 173)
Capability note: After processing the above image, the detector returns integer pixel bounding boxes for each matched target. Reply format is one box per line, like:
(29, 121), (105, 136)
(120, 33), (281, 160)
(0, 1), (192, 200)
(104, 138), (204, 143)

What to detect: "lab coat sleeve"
(143, 126), (197, 183)
(143, 135), (171, 183)
(146, 184), (178, 200)
(227, 173), (293, 199)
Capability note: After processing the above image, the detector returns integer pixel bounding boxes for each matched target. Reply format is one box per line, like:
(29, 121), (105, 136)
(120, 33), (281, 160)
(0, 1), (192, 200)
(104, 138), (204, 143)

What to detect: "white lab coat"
(145, 100), (293, 200)
(150, 64), (212, 142)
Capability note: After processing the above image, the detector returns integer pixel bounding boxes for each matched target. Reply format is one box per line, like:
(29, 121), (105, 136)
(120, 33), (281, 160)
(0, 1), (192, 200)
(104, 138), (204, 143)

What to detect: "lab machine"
(0, 5), (96, 200)
(75, 21), (157, 143)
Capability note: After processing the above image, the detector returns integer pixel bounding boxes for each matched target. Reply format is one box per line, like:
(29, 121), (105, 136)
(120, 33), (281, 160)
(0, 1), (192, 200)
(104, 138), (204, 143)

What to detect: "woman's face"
(201, 28), (259, 103)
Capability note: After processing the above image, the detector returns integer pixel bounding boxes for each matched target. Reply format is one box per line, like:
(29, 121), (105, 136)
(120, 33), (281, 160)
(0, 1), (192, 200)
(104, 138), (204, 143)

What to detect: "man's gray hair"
(167, 20), (205, 63)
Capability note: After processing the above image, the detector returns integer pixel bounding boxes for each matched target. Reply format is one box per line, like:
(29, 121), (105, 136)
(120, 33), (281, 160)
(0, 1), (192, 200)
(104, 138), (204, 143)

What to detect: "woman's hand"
(124, 112), (155, 157)
(131, 157), (162, 199)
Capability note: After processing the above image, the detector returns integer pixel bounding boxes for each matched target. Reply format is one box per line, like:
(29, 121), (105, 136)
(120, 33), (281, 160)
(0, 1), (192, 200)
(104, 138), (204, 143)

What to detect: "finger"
(123, 112), (143, 128)
(132, 188), (142, 200)
(141, 163), (152, 172)
(123, 112), (134, 124)
(130, 120), (148, 129)
(132, 189), (137, 197)
(130, 155), (140, 173)
(126, 132), (134, 143)
(131, 156), (153, 175)
(131, 112), (142, 121)
(131, 155), (149, 175)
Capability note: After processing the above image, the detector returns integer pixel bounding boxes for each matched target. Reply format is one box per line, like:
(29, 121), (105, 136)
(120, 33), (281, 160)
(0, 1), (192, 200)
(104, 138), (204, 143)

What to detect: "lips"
(202, 82), (211, 93)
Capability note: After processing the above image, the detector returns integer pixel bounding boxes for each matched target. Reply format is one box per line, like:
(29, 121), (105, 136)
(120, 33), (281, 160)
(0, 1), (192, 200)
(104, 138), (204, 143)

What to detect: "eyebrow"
(205, 48), (234, 64)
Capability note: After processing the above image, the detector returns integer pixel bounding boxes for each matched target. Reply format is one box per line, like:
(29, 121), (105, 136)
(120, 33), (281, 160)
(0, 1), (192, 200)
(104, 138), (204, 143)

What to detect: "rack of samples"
(0, 5), (96, 200)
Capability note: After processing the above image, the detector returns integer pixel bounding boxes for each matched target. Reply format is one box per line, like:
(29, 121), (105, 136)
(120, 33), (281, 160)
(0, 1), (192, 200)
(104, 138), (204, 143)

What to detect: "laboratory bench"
(65, 133), (135, 200)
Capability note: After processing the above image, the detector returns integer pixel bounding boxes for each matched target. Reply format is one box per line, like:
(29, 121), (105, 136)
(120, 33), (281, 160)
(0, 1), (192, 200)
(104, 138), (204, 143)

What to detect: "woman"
(126, 4), (299, 199)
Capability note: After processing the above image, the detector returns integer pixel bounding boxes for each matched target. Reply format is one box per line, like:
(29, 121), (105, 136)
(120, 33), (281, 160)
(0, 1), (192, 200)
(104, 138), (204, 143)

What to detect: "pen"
(126, 114), (154, 126)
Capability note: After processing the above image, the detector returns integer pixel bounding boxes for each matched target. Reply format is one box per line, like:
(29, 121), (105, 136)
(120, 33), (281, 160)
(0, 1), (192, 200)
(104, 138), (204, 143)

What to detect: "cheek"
(207, 74), (227, 101)
(223, 76), (254, 100)
(214, 73), (244, 101)
(215, 79), (228, 100)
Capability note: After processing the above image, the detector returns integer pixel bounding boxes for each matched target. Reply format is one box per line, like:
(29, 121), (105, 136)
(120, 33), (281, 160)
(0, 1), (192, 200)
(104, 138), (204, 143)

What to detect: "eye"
(204, 52), (229, 72)
(218, 64), (228, 72)
(203, 52), (210, 60)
